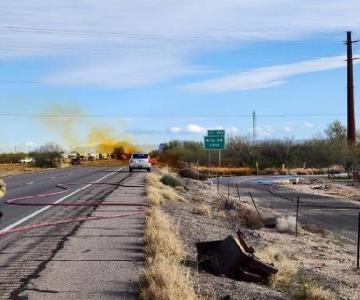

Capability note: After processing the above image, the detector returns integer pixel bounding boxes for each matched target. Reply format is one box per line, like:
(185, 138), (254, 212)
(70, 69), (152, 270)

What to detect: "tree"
(29, 143), (64, 168)
(325, 120), (346, 142)
(325, 121), (359, 177)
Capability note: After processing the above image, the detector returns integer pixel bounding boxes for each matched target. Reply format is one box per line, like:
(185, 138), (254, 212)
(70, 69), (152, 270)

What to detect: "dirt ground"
(0, 163), (44, 177)
(162, 178), (360, 299)
(279, 177), (360, 202)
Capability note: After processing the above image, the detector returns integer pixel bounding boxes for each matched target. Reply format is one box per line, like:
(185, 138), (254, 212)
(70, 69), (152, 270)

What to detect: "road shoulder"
(18, 173), (146, 300)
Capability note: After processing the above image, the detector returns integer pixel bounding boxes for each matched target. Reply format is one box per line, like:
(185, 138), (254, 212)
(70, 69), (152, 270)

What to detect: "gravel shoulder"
(162, 178), (360, 300)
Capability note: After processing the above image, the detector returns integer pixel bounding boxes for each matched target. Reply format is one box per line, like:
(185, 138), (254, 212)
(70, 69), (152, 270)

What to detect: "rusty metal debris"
(196, 231), (278, 284)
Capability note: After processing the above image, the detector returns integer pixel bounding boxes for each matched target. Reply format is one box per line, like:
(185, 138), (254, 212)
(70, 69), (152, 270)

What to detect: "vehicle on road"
(19, 157), (35, 164)
(71, 157), (81, 165)
(129, 153), (151, 172)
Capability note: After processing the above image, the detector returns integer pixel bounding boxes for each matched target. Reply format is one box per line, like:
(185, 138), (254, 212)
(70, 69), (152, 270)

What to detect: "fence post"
(217, 176), (219, 194)
(227, 177), (230, 200)
(357, 211), (360, 269)
(295, 196), (300, 237)
(248, 191), (261, 218)
(236, 182), (241, 201)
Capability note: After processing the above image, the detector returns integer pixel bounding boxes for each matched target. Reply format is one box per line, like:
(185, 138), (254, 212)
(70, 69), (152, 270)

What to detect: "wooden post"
(296, 197), (300, 237)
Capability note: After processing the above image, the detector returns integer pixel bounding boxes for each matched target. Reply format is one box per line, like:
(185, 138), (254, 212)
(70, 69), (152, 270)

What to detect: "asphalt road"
(0, 165), (136, 298)
(0, 166), (125, 230)
(219, 175), (360, 242)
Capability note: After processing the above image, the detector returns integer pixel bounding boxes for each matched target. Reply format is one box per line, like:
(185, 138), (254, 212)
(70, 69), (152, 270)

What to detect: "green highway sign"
(208, 129), (225, 136)
(204, 136), (225, 150)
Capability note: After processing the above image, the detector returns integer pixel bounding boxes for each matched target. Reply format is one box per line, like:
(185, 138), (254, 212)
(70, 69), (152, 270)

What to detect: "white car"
(19, 157), (35, 164)
(129, 153), (151, 172)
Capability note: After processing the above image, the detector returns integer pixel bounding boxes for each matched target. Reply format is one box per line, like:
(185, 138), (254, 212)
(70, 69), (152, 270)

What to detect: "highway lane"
(0, 166), (128, 230)
(0, 166), (127, 231)
(0, 166), (136, 298)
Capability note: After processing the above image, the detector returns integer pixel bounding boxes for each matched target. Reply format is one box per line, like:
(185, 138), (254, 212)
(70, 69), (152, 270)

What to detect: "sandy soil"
(279, 177), (360, 202)
(0, 164), (44, 177)
(162, 178), (360, 299)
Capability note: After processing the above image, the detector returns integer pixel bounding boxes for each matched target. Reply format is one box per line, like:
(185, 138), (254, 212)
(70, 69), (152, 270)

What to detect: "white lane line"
(0, 167), (124, 233)
(25, 182), (34, 185)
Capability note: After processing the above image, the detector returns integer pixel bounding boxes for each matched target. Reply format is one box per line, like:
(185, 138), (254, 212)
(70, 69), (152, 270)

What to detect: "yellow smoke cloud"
(88, 127), (139, 154)
(41, 102), (84, 148)
(40, 102), (139, 154)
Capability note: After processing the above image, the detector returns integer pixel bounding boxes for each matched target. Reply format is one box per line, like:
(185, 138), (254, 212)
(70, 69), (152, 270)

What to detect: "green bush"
(160, 174), (183, 188)
(0, 152), (27, 164)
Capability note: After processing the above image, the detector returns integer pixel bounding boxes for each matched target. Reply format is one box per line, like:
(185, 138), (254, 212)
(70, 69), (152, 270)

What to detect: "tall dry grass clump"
(220, 197), (264, 229)
(192, 203), (211, 216)
(143, 208), (185, 263)
(257, 246), (336, 300)
(146, 173), (185, 205)
(140, 208), (197, 300)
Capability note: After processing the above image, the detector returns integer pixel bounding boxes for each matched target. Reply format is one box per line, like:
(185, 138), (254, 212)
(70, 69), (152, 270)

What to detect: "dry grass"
(302, 224), (328, 238)
(196, 166), (255, 176)
(140, 208), (197, 300)
(276, 216), (297, 234)
(220, 198), (264, 229)
(143, 208), (185, 263)
(146, 173), (185, 205)
(257, 246), (336, 300)
(140, 259), (197, 300)
(192, 203), (211, 216)
(0, 163), (43, 176)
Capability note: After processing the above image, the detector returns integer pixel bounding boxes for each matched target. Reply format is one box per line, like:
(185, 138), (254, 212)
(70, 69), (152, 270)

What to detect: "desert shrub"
(257, 246), (336, 299)
(192, 204), (211, 216)
(147, 173), (185, 205)
(263, 216), (277, 228)
(220, 197), (237, 211)
(29, 143), (63, 168)
(223, 200), (264, 229)
(0, 152), (27, 164)
(178, 168), (208, 180)
(160, 174), (183, 188)
(276, 216), (296, 234)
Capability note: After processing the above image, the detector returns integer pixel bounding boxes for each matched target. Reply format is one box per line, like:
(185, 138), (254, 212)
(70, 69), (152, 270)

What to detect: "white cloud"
(168, 124), (206, 134)
(283, 126), (292, 134)
(227, 126), (238, 134)
(0, 1), (359, 88)
(256, 125), (274, 137)
(168, 127), (182, 134)
(185, 124), (206, 134)
(304, 122), (315, 128)
(25, 141), (35, 147)
(182, 54), (360, 93)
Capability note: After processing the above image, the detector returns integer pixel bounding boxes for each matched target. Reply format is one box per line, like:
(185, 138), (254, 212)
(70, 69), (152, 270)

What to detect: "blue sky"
(0, 1), (359, 152)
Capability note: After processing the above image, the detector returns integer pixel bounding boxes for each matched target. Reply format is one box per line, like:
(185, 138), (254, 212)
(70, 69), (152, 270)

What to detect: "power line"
(0, 25), (347, 43)
(0, 113), (348, 119)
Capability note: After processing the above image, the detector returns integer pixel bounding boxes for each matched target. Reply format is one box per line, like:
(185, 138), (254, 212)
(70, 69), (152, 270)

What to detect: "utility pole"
(252, 111), (256, 143)
(346, 31), (358, 145)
